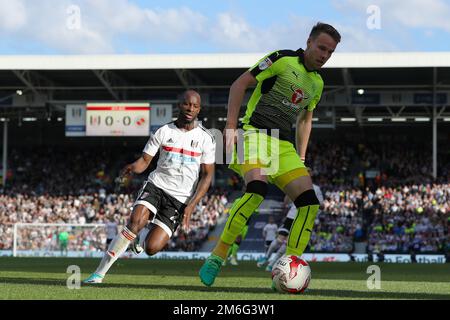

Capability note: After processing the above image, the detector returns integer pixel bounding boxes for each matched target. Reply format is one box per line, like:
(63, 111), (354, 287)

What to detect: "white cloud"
(388, 0), (450, 32)
(0, 0), (433, 54)
(331, 23), (399, 52)
(0, 0), (27, 31)
(143, 7), (207, 42)
(209, 13), (314, 52)
(334, 0), (450, 33)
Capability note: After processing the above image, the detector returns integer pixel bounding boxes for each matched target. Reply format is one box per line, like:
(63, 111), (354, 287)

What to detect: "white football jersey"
(143, 122), (216, 203)
(263, 223), (278, 242)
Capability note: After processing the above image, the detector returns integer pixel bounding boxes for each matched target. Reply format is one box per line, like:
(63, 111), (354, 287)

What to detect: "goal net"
(13, 223), (107, 257)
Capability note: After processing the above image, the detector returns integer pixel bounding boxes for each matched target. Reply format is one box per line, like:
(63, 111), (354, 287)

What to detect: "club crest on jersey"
(258, 57), (273, 71)
(191, 140), (199, 148)
(290, 85), (309, 105)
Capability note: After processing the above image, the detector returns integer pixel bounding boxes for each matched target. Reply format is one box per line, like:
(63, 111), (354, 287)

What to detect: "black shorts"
(278, 217), (294, 236)
(133, 182), (186, 238)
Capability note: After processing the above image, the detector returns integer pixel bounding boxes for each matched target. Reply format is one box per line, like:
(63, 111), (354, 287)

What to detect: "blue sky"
(0, 0), (449, 54)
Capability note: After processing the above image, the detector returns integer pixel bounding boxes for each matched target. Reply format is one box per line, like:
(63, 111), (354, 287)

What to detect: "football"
(271, 255), (311, 294)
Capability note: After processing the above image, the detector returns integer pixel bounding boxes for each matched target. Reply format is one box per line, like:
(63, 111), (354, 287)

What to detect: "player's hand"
(223, 123), (238, 157)
(118, 164), (133, 184)
(181, 203), (196, 232)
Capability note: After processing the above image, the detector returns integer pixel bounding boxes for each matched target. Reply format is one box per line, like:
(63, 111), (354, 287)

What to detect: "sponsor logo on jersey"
(191, 140), (199, 148)
(258, 57), (273, 71)
(167, 138), (174, 144)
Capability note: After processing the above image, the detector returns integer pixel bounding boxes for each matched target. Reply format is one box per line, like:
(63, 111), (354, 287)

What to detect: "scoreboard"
(85, 103), (150, 136)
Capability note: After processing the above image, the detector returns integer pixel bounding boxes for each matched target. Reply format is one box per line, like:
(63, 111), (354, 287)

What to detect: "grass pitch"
(0, 257), (449, 300)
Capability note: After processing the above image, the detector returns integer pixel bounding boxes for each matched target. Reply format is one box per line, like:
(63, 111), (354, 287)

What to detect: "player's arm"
(295, 109), (314, 162)
(296, 76), (323, 162)
(120, 152), (154, 177)
(225, 71), (257, 129)
(224, 71), (257, 151)
(182, 163), (215, 229)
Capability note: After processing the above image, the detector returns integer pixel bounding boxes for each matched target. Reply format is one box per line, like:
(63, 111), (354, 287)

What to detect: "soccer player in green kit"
(199, 22), (341, 286)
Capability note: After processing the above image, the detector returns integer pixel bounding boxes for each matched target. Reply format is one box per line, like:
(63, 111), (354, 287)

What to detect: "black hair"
(309, 22), (341, 43)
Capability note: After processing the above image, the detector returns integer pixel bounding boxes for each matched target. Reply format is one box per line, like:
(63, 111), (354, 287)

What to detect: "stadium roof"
(0, 52), (449, 126)
(1, 52), (450, 70)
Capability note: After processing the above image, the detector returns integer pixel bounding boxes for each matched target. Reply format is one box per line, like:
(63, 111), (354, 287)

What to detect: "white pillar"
(2, 120), (7, 187)
(432, 68), (437, 180)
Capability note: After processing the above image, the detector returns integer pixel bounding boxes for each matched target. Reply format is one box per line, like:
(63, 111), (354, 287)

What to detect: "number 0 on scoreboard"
(85, 103), (151, 136)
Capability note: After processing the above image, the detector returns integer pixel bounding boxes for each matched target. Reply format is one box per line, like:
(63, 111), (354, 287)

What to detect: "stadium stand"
(1, 141), (448, 254)
(0, 53), (449, 257)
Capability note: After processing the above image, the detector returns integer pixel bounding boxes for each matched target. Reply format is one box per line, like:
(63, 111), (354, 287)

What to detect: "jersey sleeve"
(200, 134), (216, 164)
(143, 127), (163, 156)
(249, 50), (286, 82)
(307, 76), (324, 112)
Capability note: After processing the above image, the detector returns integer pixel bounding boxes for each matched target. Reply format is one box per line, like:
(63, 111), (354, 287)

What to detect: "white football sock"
(265, 238), (282, 258)
(268, 243), (286, 268)
(95, 226), (136, 276)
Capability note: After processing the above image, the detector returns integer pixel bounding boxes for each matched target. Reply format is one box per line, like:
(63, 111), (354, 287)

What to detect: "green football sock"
(286, 204), (319, 256)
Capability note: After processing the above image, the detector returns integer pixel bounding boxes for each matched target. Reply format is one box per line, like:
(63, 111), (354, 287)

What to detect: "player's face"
(179, 92), (201, 124)
(305, 32), (338, 70)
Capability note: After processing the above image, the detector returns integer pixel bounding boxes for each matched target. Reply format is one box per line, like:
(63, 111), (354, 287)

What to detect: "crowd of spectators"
(305, 184), (449, 254)
(307, 140), (450, 190)
(0, 190), (228, 253)
(1, 141), (448, 255)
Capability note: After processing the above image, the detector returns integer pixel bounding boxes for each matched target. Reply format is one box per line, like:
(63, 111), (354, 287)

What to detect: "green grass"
(0, 257), (449, 300)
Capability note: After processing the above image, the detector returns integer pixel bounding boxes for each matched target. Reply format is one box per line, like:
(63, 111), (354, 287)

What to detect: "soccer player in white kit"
(84, 90), (216, 283)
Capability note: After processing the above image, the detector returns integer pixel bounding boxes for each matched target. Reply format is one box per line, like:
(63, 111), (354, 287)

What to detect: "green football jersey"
(242, 49), (324, 143)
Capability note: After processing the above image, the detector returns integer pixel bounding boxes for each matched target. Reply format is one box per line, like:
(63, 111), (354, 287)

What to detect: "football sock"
(230, 243), (239, 259)
(95, 226), (136, 276)
(268, 243), (286, 268)
(286, 190), (320, 256)
(215, 192), (264, 259)
(266, 238), (282, 258)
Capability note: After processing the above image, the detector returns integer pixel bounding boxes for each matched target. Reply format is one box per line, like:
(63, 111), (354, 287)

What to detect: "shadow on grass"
(1, 276), (449, 300)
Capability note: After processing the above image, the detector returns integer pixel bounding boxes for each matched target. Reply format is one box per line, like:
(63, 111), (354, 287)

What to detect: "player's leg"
(232, 224), (249, 265)
(199, 170), (268, 286)
(217, 174), (267, 259)
(84, 205), (153, 283)
(142, 224), (170, 256)
(258, 233), (286, 267)
(140, 192), (185, 256)
(266, 242), (287, 271)
(229, 233), (242, 265)
(281, 175), (320, 256)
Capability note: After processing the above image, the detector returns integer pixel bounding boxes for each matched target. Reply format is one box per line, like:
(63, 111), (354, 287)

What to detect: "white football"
(271, 255), (311, 294)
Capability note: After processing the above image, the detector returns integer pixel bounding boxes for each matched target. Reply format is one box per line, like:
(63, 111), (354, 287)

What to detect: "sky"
(0, 0), (449, 55)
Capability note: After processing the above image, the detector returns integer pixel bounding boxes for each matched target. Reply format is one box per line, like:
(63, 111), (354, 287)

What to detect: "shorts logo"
(140, 192), (149, 199)
(258, 58), (272, 71)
